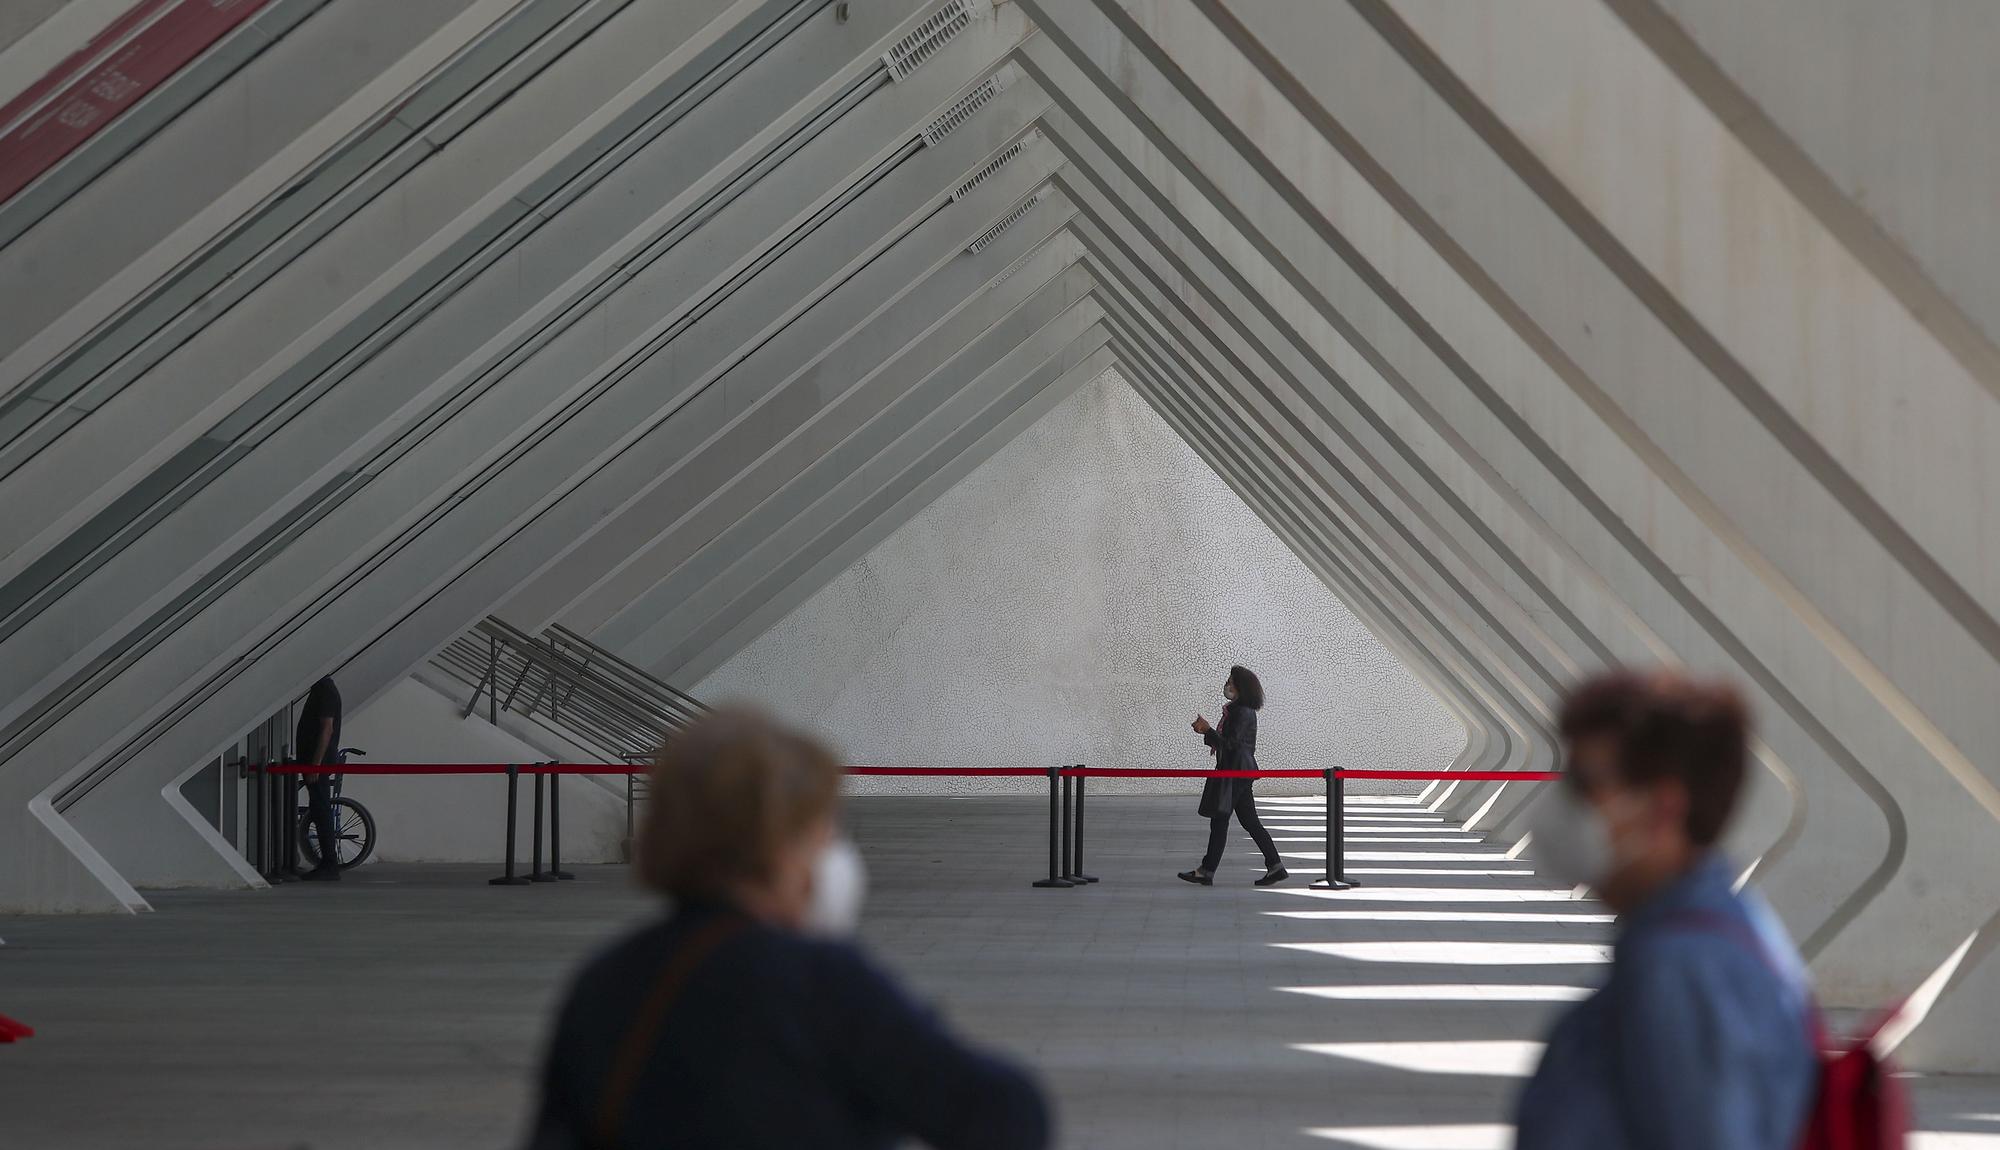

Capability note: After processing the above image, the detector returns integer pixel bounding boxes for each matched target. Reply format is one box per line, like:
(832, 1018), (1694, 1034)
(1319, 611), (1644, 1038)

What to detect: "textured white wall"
(695, 368), (1464, 796)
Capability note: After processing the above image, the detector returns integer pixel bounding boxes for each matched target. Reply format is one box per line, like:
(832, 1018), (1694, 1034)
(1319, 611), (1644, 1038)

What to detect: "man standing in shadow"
(294, 675), (344, 882)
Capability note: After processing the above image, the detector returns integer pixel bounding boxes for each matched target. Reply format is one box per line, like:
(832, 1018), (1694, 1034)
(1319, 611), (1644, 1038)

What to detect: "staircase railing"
(430, 617), (707, 766)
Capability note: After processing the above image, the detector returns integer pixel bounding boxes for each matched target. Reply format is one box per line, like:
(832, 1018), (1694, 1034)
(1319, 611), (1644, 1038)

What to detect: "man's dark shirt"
(294, 677), (342, 765)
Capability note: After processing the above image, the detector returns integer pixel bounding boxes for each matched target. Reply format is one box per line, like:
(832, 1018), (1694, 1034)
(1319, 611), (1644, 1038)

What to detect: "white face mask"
(1527, 786), (1614, 890)
(802, 837), (867, 938)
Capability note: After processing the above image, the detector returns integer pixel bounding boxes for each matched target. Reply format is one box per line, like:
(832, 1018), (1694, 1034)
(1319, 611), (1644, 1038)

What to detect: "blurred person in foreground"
(1515, 670), (1816, 1150)
(525, 708), (1051, 1150)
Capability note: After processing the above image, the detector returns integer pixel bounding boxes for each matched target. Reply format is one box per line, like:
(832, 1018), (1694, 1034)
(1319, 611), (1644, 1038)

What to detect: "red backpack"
(1668, 910), (1909, 1150)
(1796, 1003), (1909, 1150)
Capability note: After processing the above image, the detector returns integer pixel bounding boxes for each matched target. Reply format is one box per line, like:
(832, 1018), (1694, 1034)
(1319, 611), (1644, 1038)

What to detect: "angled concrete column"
(625, 295), (1112, 674)
(505, 176), (1083, 633)
(1047, 117), (1581, 835)
(0, 0), (498, 385)
(0, 9), (1043, 909)
(584, 229), (1086, 654)
(1058, 0), (1888, 993)
(0, 0), (940, 742)
(1108, 327), (1506, 787)
(664, 335), (1119, 684)
(1615, 0), (2000, 374)
(1058, 165), (1563, 813)
(1094, 287), (1516, 788)
(1018, 0), (1807, 862)
(501, 259), (1101, 662)
(559, 217), (1087, 654)
(1079, 252), (1529, 785)
(1180, 0), (2000, 1063)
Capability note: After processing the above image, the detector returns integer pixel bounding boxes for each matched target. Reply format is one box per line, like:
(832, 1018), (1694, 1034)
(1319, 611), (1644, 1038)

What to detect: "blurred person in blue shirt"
(1516, 670), (1817, 1150)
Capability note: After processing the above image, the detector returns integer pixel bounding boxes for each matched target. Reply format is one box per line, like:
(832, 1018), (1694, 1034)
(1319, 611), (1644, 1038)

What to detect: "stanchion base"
(489, 876), (532, 886)
(1032, 878), (1077, 888)
(529, 872), (559, 883)
(1065, 874), (1099, 884)
(1310, 878), (1359, 891)
(551, 869), (576, 881)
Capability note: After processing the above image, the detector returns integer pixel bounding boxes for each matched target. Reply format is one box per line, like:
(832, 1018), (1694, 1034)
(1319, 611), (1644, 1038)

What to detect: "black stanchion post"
(283, 773), (303, 878)
(271, 770), (296, 882)
(1032, 766), (1075, 888)
(490, 766), (531, 886)
(1068, 766), (1098, 883)
(249, 763), (265, 877)
(549, 769), (574, 880)
(1060, 772), (1074, 884)
(529, 770), (555, 882)
(1311, 768), (1355, 891)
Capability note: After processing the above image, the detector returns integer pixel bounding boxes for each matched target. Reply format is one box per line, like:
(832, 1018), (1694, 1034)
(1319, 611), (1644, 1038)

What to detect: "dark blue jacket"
(527, 902), (1051, 1150)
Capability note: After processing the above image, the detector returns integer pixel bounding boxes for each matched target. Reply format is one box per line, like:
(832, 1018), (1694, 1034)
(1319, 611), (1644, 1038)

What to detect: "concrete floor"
(1, 795), (1994, 1149)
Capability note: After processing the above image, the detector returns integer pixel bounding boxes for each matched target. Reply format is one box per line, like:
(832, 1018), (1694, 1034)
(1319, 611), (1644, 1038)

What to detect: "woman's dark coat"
(1197, 701), (1258, 818)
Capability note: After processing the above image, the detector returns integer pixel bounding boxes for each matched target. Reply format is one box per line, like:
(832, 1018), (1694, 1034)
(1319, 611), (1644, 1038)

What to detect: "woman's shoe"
(1177, 868), (1213, 886)
(1254, 865), (1289, 887)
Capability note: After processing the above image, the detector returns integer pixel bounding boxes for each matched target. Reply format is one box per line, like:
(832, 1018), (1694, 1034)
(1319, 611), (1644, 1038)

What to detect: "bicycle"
(296, 747), (378, 871)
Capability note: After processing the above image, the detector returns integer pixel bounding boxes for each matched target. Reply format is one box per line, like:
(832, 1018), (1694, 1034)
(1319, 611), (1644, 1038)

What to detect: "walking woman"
(1178, 665), (1287, 887)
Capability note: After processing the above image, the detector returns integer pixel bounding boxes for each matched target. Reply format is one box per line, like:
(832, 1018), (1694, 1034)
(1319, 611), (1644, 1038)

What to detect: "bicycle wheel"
(298, 797), (377, 870)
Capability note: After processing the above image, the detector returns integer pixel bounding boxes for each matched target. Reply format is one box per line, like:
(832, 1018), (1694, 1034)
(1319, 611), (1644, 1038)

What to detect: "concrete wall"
(341, 678), (626, 864)
(695, 366), (1466, 795)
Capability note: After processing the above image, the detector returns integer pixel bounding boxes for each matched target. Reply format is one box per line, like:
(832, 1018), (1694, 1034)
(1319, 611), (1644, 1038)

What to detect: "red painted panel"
(0, 0), (274, 205)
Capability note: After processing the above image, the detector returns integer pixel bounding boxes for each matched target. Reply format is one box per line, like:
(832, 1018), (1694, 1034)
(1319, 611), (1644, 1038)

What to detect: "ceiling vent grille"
(883, 0), (978, 82)
(967, 189), (1044, 254)
(923, 63), (1017, 147)
(952, 131), (1035, 201)
(925, 79), (996, 145)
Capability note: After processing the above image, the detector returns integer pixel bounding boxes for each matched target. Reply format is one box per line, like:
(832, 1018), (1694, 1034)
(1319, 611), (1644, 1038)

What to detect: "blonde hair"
(637, 708), (844, 898)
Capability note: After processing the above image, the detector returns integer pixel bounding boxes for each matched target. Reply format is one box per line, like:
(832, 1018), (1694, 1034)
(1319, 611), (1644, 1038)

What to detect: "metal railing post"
(1067, 766), (1098, 884)
(549, 769), (574, 880)
(529, 770), (554, 882)
(1311, 768), (1356, 891)
(490, 766), (530, 885)
(1032, 766), (1074, 888)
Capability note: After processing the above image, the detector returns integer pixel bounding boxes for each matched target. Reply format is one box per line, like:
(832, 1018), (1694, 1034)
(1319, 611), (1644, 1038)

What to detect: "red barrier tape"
(844, 767), (1049, 777)
(1336, 769), (1564, 782)
(1061, 767), (1322, 778)
(0, 1014), (34, 1042)
(259, 764), (1562, 781)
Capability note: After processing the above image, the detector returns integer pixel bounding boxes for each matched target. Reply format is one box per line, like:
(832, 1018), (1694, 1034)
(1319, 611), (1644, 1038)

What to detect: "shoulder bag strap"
(592, 915), (747, 1147)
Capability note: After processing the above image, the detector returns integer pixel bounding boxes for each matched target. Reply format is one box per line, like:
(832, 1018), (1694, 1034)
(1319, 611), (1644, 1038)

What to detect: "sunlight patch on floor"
(1278, 983), (1592, 1003)
(1261, 886), (1581, 904)
(1277, 940), (1613, 966)
(1266, 909), (1613, 924)
(1294, 1040), (1544, 1077)
(1305, 1123), (1512, 1148)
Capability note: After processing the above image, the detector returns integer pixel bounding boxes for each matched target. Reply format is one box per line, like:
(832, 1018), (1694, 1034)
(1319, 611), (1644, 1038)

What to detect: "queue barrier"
(255, 762), (1560, 891)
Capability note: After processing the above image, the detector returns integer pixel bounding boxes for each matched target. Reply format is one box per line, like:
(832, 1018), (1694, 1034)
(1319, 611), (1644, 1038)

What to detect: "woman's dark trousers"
(1201, 786), (1281, 873)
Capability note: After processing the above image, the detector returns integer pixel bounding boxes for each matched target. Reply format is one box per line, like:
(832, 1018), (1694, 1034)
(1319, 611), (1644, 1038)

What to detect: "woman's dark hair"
(1227, 665), (1264, 711)
(1558, 669), (1749, 846)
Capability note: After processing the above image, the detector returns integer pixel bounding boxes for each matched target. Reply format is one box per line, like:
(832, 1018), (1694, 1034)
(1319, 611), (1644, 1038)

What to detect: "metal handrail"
(426, 617), (702, 766)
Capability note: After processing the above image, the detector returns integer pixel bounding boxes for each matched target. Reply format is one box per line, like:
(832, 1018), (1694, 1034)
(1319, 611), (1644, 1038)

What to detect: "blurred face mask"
(802, 837), (866, 938)
(1527, 785), (1614, 890)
